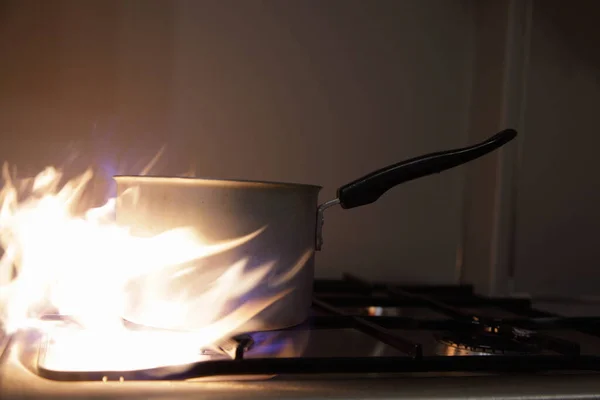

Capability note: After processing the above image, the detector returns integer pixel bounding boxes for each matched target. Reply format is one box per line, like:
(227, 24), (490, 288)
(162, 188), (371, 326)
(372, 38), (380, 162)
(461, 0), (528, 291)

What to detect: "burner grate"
(34, 274), (600, 381)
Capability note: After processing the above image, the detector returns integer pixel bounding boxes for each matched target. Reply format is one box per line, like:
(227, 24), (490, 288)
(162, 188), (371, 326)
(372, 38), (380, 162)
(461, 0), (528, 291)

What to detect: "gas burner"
(121, 318), (254, 359)
(31, 315), (259, 377)
(435, 326), (543, 356)
(201, 334), (255, 359)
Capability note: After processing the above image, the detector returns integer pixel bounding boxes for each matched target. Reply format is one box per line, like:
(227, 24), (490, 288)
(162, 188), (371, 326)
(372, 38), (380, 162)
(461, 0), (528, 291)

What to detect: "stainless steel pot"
(115, 129), (516, 333)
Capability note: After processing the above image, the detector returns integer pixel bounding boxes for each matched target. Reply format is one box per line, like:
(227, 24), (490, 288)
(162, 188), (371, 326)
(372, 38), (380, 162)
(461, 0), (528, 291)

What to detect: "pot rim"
(113, 174), (323, 191)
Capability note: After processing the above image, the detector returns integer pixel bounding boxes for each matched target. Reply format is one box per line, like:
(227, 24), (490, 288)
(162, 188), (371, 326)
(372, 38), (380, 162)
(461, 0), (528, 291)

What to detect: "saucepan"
(115, 129), (517, 333)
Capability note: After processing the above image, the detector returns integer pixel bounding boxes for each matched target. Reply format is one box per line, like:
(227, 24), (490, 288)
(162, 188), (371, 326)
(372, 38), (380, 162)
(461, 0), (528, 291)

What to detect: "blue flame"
(247, 331), (290, 357)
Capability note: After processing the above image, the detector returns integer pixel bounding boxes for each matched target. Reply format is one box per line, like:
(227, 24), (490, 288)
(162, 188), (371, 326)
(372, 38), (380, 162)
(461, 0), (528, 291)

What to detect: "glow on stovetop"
(37, 325), (221, 373)
(31, 321), (306, 376)
(3, 329), (600, 400)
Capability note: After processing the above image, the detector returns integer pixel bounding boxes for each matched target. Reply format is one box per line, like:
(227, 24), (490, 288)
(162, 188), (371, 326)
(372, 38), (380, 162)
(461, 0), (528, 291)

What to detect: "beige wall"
(513, 0), (600, 296)
(458, 0), (530, 296)
(0, 0), (476, 283)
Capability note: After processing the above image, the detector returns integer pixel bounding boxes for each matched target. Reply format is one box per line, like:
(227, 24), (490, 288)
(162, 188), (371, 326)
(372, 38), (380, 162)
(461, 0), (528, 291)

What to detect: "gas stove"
(2, 274), (600, 399)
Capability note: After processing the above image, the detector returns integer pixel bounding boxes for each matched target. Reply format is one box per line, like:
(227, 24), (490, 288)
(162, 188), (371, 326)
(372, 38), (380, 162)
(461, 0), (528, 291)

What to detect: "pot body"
(114, 176), (321, 333)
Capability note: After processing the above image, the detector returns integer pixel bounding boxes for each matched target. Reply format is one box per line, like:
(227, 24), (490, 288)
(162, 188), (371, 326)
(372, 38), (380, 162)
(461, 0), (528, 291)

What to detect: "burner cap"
(435, 328), (542, 355)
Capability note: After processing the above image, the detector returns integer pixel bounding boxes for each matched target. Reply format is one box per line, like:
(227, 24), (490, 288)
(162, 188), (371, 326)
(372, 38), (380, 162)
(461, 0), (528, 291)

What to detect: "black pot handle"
(337, 128), (517, 209)
(315, 128), (517, 250)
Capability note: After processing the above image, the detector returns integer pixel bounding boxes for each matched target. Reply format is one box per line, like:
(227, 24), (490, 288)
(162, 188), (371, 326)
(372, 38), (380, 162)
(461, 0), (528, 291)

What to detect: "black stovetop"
(33, 274), (600, 382)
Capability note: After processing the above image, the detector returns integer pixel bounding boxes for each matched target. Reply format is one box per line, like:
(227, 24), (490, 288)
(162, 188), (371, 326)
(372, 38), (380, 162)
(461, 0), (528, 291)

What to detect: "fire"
(0, 163), (298, 372)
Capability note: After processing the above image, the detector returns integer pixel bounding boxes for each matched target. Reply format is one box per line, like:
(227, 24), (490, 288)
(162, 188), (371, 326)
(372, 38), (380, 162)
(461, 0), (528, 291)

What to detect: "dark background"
(0, 0), (598, 298)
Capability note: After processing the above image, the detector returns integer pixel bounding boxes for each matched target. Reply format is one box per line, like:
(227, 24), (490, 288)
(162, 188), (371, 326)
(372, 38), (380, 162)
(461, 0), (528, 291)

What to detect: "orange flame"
(0, 163), (304, 372)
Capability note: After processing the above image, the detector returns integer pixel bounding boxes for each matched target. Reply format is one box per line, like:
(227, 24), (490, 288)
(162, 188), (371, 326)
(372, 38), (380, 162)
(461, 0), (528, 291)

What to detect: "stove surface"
(3, 275), (600, 400)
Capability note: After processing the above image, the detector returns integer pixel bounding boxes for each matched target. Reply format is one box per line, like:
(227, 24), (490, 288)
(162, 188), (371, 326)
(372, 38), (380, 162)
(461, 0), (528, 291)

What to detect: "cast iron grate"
(36, 274), (600, 381)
